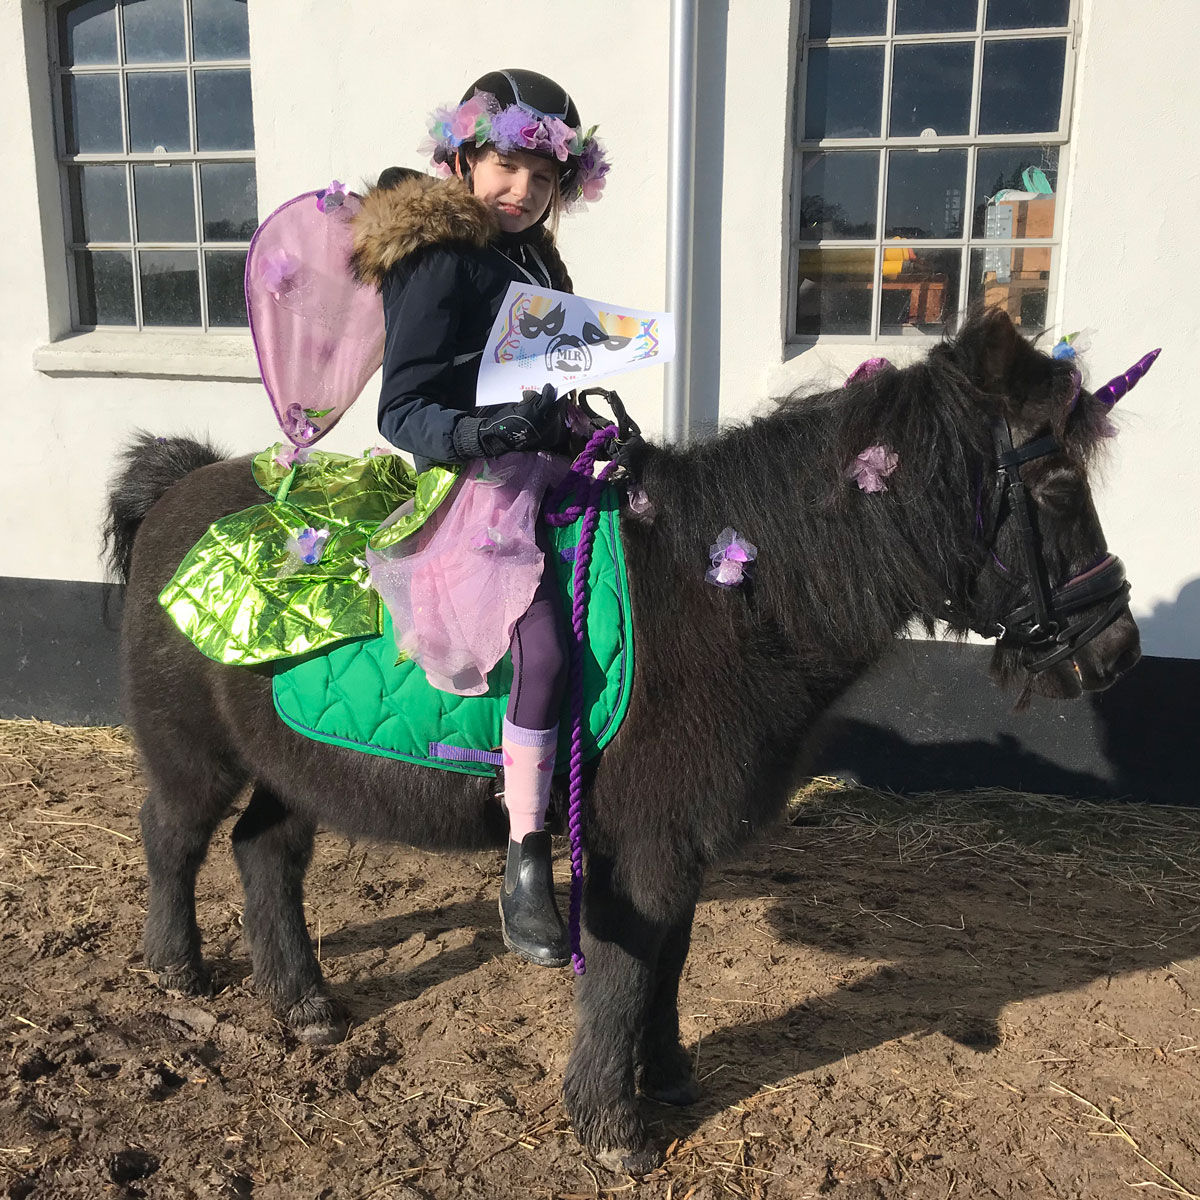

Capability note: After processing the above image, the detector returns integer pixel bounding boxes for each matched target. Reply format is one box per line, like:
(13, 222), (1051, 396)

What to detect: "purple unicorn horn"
(1093, 348), (1162, 407)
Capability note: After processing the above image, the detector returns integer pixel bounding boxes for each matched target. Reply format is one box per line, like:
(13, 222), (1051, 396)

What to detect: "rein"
(965, 416), (1130, 672)
(543, 422), (621, 975)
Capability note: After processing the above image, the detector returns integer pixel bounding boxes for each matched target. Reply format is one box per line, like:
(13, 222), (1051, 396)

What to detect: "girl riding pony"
(351, 69), (609, 969)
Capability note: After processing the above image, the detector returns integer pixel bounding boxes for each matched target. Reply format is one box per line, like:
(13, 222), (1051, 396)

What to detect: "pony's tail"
(103, 432), (227, 585)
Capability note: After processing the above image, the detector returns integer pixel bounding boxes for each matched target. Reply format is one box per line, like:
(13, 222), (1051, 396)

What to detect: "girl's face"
(465, 147), (557, 234)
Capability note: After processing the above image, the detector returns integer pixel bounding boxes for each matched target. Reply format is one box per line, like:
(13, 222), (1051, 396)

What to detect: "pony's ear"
(964, 308), (1023, 393)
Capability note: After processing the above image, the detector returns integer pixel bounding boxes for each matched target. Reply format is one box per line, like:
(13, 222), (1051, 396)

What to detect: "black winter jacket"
(350, 173), (573, 467)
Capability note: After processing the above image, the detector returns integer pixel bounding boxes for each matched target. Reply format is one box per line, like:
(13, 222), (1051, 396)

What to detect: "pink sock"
(501, 719), (558, 842)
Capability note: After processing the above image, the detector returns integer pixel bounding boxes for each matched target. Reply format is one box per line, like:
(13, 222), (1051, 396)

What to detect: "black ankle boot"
(499, 830), (570, 968)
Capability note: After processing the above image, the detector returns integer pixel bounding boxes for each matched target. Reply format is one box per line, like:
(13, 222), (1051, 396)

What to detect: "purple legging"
(506, 545), (568, 730)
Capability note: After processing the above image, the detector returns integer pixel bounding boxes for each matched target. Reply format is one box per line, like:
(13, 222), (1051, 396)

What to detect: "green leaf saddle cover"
(158, 444), (458, 665)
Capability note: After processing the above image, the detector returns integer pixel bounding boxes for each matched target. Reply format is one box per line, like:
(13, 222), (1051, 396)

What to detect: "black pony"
(103, 309), (1140, 1173)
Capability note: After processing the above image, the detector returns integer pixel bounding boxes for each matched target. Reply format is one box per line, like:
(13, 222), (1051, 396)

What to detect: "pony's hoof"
(594, 1144), (663, 1176)
(642, 1074), (702, 1106)
(283, 992), (348, 1045)
(155, 962), (213, 998)
(295, 1017), (348, 1046)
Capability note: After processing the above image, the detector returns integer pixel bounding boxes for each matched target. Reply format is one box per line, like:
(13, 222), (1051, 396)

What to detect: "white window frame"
(47, 0), (256, 334)
(788, 0), (1081, 344)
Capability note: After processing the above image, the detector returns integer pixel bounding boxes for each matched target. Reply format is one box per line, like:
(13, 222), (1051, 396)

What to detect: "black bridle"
(964, 417), (1131, 673)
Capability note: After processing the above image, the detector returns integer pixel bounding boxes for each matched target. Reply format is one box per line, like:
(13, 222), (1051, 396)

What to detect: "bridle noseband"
(964, 417), (1130, 674)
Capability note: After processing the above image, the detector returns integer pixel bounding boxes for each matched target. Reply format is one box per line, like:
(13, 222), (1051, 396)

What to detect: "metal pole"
(663, 0), (698, 444)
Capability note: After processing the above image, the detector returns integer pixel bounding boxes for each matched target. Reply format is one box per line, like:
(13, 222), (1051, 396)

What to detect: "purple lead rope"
(543, 425), (620, 974)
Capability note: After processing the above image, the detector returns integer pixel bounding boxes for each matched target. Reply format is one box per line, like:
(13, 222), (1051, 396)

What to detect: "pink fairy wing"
(246, 191), (384, 447)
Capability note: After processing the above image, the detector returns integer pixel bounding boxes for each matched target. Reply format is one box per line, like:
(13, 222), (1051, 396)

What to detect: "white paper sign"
(475, 283), (675, 407)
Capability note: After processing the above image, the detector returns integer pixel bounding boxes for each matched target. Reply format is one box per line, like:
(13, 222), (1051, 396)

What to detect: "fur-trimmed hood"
(350, 174), (499, 289)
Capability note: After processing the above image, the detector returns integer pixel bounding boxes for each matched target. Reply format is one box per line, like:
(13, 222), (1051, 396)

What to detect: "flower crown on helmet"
(420, 90), (611, 211)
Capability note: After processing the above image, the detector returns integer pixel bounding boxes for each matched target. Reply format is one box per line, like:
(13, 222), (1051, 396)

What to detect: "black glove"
(452, 384), (564, 459)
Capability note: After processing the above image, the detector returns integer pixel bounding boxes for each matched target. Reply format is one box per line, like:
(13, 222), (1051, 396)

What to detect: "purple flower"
(282, 402), (319, 442)
(627, 485), (655, 518)
(844, 357), (891, 386)
(546, 117), (575, 162)
(518, 120), (543, 150)
(846, 444), (899, 493)
(570, 136), (611, 210)
(286, 527), (330, 566)
(259, 247), (301, 297)
(274, 444), (311, 469)
(581, 175), (607, 203)
(315, 180), (346, 213)
(706, 527), (757, 587)
(489, 106), (529, 151)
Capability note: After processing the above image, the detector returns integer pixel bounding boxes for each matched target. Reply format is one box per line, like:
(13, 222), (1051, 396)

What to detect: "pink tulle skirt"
(367, 451), (568, 696)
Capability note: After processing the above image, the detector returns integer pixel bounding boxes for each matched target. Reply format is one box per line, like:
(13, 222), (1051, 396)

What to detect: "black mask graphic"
(518, 304), (566, 340)
(581, 320), (632, 352)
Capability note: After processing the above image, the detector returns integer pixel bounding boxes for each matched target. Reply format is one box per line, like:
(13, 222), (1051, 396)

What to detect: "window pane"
(121, 0), (186, 63)
(75, 250), (135, 324)
(807, 0), (886, 38)
(970, 246), (1051, 330)
(69, 165), (130, 243)
(60, 0), (118, 66)
(799, 152), (878, 240)
(890, 43), (974, 136)
(795, 249), (875, 336)
(196, 69), (254, 150)
(192, 0), (250, 60)
(200, 162), (257, 239)
(885, 149), (967, 238)
(205, 250), (248, 325)
(973, 145), (1058, 237)
(979, 38), (1067, 134)
(140, 250), (201, 324)
(63, 74), (123, 154)
(127, 71), (190, 151)
(986, 0), (1069, 29)
(133, 164), (196, 242)
(804, 47), (884, 140)
(879, 248), (961, 335)
(895, 0), (978, 34)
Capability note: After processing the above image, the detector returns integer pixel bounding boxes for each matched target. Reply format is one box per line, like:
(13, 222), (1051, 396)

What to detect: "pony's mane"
(639, 339), (1017, 665)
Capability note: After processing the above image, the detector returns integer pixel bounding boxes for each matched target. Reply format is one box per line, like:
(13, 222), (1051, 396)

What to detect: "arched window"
(52, 0), (255, 330)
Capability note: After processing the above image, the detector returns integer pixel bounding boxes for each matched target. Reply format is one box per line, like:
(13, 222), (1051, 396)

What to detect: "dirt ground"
(3, 720), (1200, 1200)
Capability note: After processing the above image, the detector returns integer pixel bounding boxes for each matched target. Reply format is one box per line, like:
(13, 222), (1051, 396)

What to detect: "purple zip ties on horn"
(1093, 348), (1162, 407)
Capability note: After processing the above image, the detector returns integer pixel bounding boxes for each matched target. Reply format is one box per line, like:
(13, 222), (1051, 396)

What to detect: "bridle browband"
(963, 417), (1130, 674)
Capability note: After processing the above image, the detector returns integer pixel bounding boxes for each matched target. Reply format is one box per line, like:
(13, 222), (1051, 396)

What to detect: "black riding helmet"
(422, 69), (609, 214)
(438, 70), (591, 214)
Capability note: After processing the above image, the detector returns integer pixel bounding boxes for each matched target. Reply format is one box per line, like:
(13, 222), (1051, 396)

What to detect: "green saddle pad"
(271, 487), (633, 776)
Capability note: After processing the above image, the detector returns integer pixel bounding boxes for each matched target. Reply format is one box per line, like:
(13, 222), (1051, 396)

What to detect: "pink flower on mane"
(706, 527), (757, 587)
(846, 445), (899, 493)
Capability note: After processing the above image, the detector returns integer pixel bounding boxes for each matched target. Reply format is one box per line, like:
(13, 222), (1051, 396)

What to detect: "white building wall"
(3, 0), (1197, 656)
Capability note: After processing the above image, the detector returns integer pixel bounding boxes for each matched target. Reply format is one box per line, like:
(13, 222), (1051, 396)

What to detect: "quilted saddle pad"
(271, 486), (633, 776)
